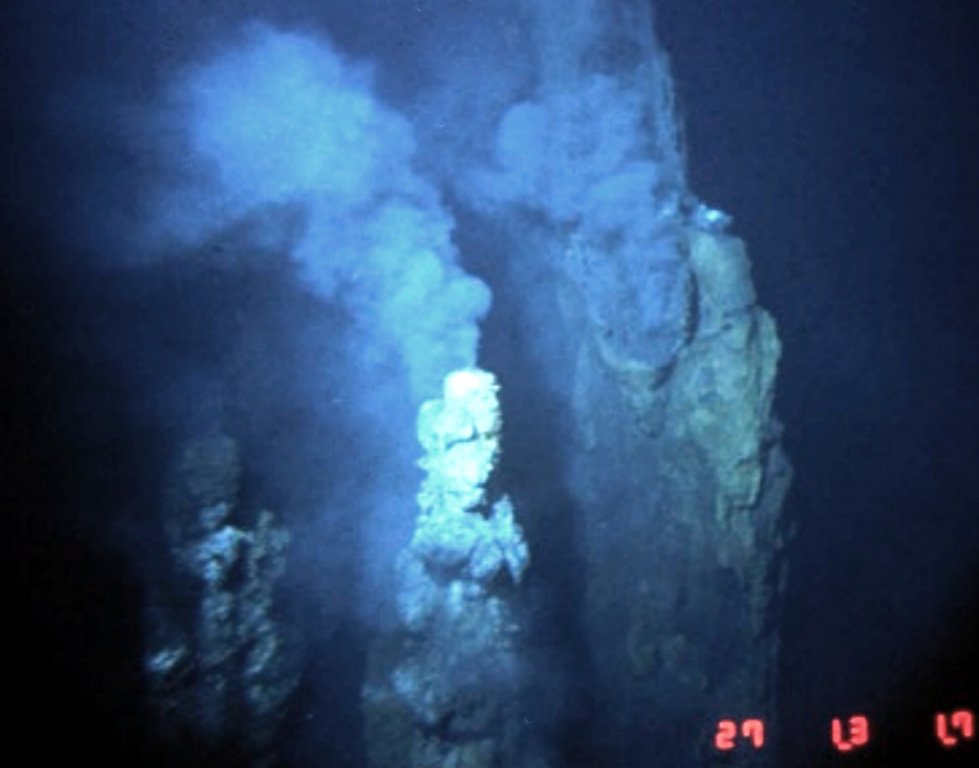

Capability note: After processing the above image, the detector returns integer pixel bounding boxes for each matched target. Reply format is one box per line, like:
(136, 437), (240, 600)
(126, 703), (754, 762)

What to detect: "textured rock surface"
(145, 433), (298, 764)
(363, 369), (532, 768)
(562, 227), (792, 767)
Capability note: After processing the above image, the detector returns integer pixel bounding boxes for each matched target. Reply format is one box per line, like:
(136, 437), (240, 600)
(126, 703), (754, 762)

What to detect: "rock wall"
(562, 226), (793, 766)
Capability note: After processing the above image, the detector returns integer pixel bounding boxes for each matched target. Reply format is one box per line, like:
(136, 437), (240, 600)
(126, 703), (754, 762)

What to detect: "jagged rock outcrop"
(145, 433), (299, 765)
(363, 369), (533, 768)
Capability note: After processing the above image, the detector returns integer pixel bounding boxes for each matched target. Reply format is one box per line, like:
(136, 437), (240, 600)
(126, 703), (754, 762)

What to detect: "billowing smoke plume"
(142, 23), (490, 406)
